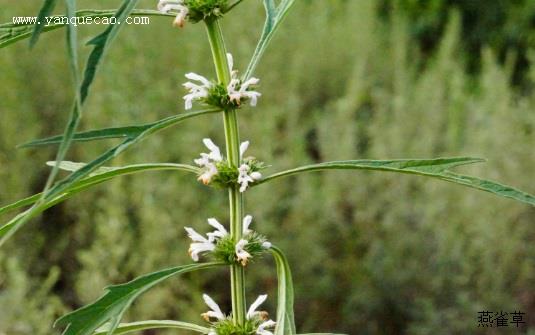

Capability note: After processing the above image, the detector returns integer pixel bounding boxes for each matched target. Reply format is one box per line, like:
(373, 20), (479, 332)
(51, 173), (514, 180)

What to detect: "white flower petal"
(203, 138), (223, 162)
(240, 77), (260, 91)
(189, 242), (215, 261)
(240, 141), (250, 160)
(235, 239), (251, 265)
(185, 227), (208, 243)
(226, 53), (234, 76)
(207, 218), (228, 240)
(242, 215), (253, 235)
(250, 171), (262, 180)
(247, 294), (267, 319)
(197, 164), (218, 185)
(158, 0), (184, 12)
(172, 6), (188, 28)
(185, 72), (211, 87)
(202, 294), (226, 320)
(257, 320), (276, 335)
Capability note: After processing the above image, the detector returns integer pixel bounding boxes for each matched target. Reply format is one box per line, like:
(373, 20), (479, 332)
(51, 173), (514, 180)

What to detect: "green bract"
(211, 316), (269, 335)
(212, 231), (270, 266)
(185, 0), (229, 23)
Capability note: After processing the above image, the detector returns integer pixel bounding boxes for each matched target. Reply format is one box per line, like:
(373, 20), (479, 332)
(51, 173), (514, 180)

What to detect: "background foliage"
(0, 0), (534, 334)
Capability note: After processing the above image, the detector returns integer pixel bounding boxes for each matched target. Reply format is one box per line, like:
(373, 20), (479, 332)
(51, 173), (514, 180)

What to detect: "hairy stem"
(205, 18), (246, 326)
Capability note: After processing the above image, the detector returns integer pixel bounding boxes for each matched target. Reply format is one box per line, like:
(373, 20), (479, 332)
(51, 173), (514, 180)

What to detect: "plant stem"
(205, 18), (247, 326)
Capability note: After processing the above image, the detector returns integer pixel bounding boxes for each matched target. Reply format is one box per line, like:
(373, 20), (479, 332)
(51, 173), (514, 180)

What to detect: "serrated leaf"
(55, 262), (223, 335)
(0, 108), (219, 246)
(29, 0), (58, 47)
(244, 0), (296, 79)
(270, 246), (296, 335)
(1, 10), (170, 49)
(257, 158), (535, 206)
(93, 320), (209, 335)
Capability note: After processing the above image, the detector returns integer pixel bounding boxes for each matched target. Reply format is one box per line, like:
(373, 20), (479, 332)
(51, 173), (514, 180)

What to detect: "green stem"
(205, 18), (247, 326)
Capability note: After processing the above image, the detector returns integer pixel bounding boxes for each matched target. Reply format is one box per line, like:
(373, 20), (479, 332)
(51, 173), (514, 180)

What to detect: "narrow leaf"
(257, 158), (535, 206)
(244, 0), (296, 79)
(18, 112), (195, 148)
(80, 0), (139, 102)
(55, 263), (223, 335)
(0, 108), (218, 246)
(19, 124), (151, 148)
(30, 0), (58, 47)
(43, 0), (82, 195)
(0, 163), (199, 216)
(270, 246), (296, 335)
(93, 320), (209, 335)
(42, 1), (140, 198)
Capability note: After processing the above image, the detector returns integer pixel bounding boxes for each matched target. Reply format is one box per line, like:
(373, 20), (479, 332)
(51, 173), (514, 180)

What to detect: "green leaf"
(55, 263), (223, 335)
(42, 0), (140, 202)
(80, 0), (139, 102)
(270, 246), (296, 335)
(93, 320), (209, 335)
(29, 0), (58, 47)
(0, 163), (199, 216)
(257, 158), (535, 206)
(1, 10), (171, 49)
(244, 0), (296, 79)
(0, 108), (219, 247)
(43, 0), (82, 195)
(18, 115), (190, 148)
(19, 125), (149, 147)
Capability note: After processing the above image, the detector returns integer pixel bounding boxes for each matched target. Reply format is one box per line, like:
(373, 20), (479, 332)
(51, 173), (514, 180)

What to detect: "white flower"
(262, 241), (272, 249)
(183, 73), (212, 110)
(235, 239), (251, 266)
(247, 294), (268, 319)
(195, 138), (223, 164)
(185, 218), (228, 261)
(242, 215), (253, 235)
(184, 227), (215, 262)
(239, 141), (250, 161)
(157, 0), (189, 27)
(237, 164), (262, 192)
(237, 140), (262, 192)
(226, 53), (261, 106)
(194, 138), (223, 184)
(197, 164), (218, 185)
(201, 294), (226, 321)
(227, 53), (238, 79)
(206, 218), (228, 241)
(227, 78), (262, 106)
(257, 320), (276, 335)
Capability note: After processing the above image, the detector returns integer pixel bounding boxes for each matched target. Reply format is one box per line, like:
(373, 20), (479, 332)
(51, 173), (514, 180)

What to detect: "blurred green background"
(1, 0), (534, 334)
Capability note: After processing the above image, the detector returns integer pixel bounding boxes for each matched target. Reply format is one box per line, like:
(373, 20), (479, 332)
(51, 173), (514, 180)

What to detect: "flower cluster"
(157, 0), (230, 27)
(183, 53), (261, 110)
(202, 294), (276, 335)
(194, 138), (264, 192)
(185, 215), (271, 266)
